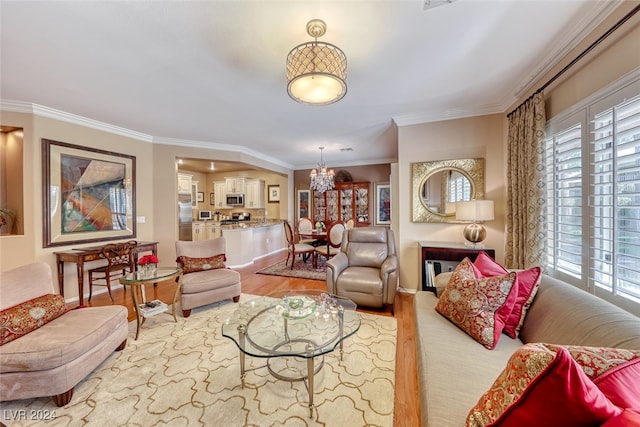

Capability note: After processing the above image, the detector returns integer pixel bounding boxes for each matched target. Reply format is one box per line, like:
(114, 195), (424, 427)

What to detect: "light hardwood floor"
(77, 251), (421, 426)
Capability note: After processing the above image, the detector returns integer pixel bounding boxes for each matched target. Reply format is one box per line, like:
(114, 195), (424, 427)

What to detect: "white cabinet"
(191, 181), (198, 208)
(178, 173), (192, 195)
(225, 177), (245, 194)
(245, 179), (265, 209)
(213, 181), (228, 209)
(206, 222), (221, 239)
(192, 221), (206, 241)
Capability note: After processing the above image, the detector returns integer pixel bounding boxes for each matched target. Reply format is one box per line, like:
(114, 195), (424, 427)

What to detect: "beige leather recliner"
(326, 227), (398, 313)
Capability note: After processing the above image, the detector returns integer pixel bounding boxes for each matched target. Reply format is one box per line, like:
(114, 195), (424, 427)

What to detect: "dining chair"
(88, 240), (137, 301)
(283, 220), (316, 270)
(297, 217), (317, 245)
(346, 219), (355, 230)
(314, 220), (346, 267)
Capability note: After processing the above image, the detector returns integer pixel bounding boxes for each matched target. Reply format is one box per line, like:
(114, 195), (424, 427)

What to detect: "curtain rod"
(507, 4), (640, 118)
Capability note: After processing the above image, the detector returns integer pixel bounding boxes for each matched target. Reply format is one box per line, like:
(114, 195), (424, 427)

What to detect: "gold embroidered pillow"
(466, 343), (556, 426)
(177, 254), (226, 274)
(0, 294), (69, 346)
(466, 343), (623, 427)
(435, 258), (517, 349)
(466, 343), (640, 427)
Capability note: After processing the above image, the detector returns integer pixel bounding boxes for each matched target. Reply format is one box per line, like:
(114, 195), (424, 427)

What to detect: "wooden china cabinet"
(312, 182), (370, 226)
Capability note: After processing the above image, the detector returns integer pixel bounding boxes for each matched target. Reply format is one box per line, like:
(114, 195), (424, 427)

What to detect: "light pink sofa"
(0, 262), (128, 406)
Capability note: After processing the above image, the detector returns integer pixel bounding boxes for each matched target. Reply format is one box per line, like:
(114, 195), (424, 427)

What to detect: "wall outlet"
(136, 216), (146, 224)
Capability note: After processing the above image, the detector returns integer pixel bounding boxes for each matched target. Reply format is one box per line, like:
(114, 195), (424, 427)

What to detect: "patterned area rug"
(2, 295), (396, 426)
(257, 257), (327, 281)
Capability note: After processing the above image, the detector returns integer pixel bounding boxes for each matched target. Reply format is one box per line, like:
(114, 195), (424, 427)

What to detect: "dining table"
(299, 229), (327, 243)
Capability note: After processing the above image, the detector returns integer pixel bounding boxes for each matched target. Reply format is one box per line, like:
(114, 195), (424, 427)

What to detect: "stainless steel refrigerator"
(178, 193), (193, 240)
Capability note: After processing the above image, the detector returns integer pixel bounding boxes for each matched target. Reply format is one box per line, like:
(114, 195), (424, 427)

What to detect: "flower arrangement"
(315, 221), (325, 231)
(138, 254), (159, 265)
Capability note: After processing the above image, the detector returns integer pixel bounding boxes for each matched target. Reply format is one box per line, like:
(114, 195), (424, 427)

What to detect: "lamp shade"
(286, 20), (347, 106)
(455, 200), (494, 222)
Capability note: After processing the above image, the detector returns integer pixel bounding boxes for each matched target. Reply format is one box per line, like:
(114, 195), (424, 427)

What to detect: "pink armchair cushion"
(177, 254), (226, 274)
(0, 294), (68, 346)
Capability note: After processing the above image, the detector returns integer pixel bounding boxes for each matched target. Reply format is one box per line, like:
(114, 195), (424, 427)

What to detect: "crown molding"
(392, 103), (504, 127)
(1, 100), (154, 142)
(0, 100), (295, 169)
(508, 0), (622, 102)
(394, 1), (622, 127)
(153, 136), (294, 169)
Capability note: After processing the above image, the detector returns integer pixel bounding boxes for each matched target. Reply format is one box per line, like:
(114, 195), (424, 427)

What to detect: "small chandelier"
(286, 19), (347, 106)
(310, 147), (335, 193)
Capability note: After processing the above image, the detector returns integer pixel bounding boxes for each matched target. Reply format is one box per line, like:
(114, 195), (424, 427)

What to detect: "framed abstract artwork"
(42, 139), (136, 247)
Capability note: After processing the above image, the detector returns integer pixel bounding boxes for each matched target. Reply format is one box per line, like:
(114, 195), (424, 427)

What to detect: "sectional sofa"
(414, 268), (640, 426)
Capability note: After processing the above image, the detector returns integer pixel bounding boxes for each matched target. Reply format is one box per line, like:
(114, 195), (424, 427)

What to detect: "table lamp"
(455, 200), (494, 247)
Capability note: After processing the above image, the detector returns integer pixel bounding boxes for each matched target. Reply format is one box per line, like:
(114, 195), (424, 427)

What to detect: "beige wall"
(396, 114), (505, 292)
(0, 119), (292, 302)
(0, 113), (154, 301)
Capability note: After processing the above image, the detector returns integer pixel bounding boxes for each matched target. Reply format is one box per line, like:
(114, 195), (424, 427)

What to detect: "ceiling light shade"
(310, 147), (335, 193)
(456, 200), (494, 246)
(287, 19), (347, 106)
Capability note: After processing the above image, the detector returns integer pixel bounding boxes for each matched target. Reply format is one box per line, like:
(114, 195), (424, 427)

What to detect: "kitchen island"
(221, 220), (286, 267)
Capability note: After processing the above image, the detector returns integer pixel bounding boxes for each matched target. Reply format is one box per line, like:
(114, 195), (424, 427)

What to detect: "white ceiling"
(0, 0), (620, 171)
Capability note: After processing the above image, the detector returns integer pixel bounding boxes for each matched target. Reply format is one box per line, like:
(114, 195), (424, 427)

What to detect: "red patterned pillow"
(593, 358), (640, 411)
(435, 258), (517, 349)
(177, 254), (226, 274)
(0, 294), (69, 346)
(467, 343), (640, 427)
(466, 344), (623, 427)
(601, 409), (640, 427)
(472, 251), (542, 338)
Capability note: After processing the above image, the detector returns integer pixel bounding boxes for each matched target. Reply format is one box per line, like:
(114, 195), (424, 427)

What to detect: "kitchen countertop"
(220, 219), (282, 230)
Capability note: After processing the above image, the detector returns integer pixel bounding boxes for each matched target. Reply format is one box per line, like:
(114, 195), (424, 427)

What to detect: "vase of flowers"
(138, 254), (159, 276)
(315, 221), (325, 232)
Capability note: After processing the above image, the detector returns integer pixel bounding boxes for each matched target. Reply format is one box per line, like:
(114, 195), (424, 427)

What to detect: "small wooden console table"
(419, 241), (495, 293)
(54, 241), (158, 306)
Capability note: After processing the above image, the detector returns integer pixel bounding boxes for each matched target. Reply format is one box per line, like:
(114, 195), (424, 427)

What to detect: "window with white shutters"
(545, 73), (640, 314)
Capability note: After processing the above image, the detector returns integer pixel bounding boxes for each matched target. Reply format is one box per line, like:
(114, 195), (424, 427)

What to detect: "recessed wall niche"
(0, 126), (24, 235)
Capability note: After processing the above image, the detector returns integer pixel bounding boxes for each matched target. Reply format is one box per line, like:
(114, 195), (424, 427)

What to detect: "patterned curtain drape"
(505, 92), (547, 269)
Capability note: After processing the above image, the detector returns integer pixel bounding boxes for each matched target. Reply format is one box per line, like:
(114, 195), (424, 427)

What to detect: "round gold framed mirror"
(412, 158), (485, 223)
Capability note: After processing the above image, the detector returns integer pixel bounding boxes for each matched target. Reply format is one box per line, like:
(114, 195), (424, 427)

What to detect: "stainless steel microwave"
(226, 194), (244, 207)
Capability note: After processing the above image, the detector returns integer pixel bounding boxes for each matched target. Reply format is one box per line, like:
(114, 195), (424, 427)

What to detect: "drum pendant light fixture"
(286, 19), (347, 106)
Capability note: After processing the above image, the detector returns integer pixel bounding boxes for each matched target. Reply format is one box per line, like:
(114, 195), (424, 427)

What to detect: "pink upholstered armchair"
(175, 237), (241, 317)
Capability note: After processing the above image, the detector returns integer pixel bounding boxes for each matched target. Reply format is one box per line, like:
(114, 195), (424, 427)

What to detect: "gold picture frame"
(42, 139), (136, 247)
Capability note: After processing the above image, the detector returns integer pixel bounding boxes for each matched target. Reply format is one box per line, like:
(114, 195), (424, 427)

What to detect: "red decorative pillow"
(0, 294), (69, 346)
(177, 254), (226, 274)
(435, 258), (517, 349)
(593, 357), (640, 411)
(601, 409), (640, 427)
(472, 251), (542, 338)
(493, 347), (622, 426)
(466, 344), (623, 427)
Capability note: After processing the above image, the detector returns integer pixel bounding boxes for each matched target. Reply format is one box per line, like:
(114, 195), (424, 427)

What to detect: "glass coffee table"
(222, 290), (360, 417)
